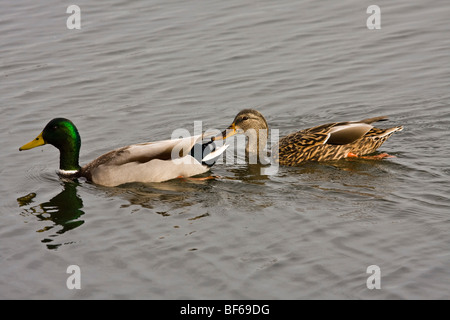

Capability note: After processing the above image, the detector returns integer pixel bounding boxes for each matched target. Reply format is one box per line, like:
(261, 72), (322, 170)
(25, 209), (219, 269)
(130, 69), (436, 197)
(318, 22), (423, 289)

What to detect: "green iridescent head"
(20, 118), (81, 171)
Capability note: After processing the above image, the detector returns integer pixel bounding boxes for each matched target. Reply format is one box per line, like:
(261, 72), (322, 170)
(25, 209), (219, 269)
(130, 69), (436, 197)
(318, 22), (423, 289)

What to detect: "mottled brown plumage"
(215, 110), (403, 165)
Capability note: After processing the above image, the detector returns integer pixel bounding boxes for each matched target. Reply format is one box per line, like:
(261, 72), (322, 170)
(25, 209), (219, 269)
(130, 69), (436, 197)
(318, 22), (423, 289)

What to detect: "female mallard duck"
(213, 109), (403, 165)
(19, 118), (228, 187)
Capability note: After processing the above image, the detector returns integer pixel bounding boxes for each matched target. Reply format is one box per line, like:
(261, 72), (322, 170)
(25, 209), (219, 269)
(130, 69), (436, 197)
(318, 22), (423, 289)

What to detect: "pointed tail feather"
(379, 126), (404, 137)
(191, 140), (229, 167)
(359, 116), (389, 124)
(202, 143), (229, 165)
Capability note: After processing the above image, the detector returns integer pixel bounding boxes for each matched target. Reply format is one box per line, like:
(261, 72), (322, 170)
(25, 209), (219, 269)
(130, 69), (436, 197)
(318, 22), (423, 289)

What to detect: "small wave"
(24, 165), (60, 184)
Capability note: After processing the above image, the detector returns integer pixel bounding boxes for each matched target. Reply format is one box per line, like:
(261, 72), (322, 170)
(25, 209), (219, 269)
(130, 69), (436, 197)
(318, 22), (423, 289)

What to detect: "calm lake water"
(1, 0), (449, 299)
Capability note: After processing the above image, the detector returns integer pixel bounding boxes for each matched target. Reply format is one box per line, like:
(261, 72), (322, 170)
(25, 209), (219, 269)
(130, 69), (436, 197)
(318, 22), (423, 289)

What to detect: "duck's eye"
(242, 116), (249, 121)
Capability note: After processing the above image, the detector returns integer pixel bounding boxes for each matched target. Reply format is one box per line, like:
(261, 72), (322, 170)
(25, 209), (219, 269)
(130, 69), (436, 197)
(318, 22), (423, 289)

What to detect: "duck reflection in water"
(17, 180), (84, 250)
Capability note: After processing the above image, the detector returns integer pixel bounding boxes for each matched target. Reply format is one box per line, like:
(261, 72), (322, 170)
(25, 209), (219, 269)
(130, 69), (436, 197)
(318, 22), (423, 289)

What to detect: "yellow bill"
(19, 131), (46, 151)
(213, 123), (238, 141)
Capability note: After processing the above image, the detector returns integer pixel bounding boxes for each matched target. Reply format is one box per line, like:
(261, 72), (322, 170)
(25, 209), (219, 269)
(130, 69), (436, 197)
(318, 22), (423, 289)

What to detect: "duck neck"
(245, 128), (268, 164)
(58, 139), (81, 172)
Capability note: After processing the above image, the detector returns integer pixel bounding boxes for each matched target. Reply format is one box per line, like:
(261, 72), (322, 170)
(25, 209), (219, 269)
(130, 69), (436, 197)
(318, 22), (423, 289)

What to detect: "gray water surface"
(1, 0), (449, 299)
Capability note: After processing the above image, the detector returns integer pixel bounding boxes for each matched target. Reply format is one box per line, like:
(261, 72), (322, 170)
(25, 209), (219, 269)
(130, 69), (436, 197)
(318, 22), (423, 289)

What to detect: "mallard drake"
(213, 109), (403, 165)
(19, 118), (228, 187)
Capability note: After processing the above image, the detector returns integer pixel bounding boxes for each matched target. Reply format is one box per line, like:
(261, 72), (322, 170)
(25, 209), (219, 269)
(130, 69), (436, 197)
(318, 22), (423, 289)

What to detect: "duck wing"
(280, 116), (390, 149)
(323, 123), (374, 145)
(83, 135), (204, 170)
(303, 116), (389, 145)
